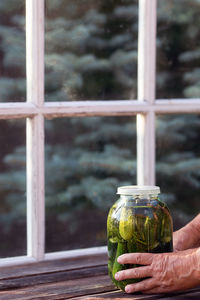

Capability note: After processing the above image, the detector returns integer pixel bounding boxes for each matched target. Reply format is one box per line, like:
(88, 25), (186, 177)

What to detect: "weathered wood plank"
(0, 253), (107, 280)
(77, 286), (200, 300)
(0, 265), (107, 290)
(0, 269), (199, 299)
(158, 288), (200, 300)
(79, 290), (161, 299)
(0, 275), (115, 299)
(0, 253), (199, 299)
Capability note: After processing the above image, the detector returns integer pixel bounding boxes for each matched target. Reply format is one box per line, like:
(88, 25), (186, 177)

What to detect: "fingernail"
(115, 273), (119, 280)
(117, 257), (121, 263)
(125, 286), (131, 293)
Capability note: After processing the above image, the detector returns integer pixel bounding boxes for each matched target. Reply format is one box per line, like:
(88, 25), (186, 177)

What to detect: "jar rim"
(117, 185), (160, 195)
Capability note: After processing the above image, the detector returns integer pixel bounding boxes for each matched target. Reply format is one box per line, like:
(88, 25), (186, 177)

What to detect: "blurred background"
(0, 0), (199, 257)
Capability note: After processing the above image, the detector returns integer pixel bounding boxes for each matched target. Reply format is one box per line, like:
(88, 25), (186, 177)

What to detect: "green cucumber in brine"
(160, 207), (173, 251)
(111, 242), (142, 291)
(111, 242), (128, 290)
(119, 207), (134, 241)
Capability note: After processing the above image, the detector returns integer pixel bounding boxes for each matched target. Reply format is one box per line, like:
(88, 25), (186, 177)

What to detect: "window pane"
(156, 114), (200, 230)
(45, 0), (138, 101)
(0, 0), (26, 102)
(0, 119), (26, 257)
(157, 0), (200, 99)
(45, 116), (136, 252)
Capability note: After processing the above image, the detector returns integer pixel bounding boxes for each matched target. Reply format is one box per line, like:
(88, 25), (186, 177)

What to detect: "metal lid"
(117, 185), (160, 195)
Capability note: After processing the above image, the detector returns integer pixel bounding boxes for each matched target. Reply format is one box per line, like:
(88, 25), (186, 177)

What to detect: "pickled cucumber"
(107, 202), (121, 242)
(160, 207), (173, 250)
(109, 241), (140, 291)
(144, 215), (159, 251)
(112, 242), (127, 273)
(119, 207), (134, 240)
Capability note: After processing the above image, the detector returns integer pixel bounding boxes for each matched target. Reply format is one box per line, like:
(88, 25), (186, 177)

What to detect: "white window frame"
(0, 0), (200, 267)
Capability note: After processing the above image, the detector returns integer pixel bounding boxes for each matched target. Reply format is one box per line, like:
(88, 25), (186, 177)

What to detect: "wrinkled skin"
(115, 214), (200, 294)
(115, 248), (200, 294)
(173, 214), (200, 251)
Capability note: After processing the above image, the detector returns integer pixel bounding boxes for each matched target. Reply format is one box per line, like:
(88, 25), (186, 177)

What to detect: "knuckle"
(138, 282), (145, 290)
(133, 269), (139, 277)
(135, 255), (141, 264)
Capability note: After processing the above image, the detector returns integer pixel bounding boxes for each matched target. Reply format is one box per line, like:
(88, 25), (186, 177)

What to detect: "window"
(0, 0), (199, 266)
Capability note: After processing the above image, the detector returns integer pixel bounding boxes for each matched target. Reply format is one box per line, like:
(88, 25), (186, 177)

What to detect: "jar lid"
(117, 185), (160, 195)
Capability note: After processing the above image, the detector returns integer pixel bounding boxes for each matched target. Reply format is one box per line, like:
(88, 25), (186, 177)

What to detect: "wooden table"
(0, 253), (199, 299)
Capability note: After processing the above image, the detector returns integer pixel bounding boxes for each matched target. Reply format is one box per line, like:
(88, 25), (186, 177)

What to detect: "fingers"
(115, 266), (151, 281)
(124, 278), (156, 293)
(117, 253), (154, 265)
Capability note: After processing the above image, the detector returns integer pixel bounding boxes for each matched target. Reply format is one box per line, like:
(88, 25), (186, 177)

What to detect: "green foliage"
(156, 115), (200, 221)
(0, 1), (25, 102)
(45, 117), (136, 223)
(157, 0), (200, 98)
(45, 0), (137, 100)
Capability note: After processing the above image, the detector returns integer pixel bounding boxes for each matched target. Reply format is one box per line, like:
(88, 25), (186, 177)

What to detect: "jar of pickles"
(107, 185), (173, 291)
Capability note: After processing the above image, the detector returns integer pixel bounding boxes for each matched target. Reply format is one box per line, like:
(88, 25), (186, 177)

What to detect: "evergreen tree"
(156, 0), (200, 226)
(45, 0), (137, 100)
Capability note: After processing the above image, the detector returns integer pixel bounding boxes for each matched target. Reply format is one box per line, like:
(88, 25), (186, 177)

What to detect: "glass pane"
(0, 0), (26, 102)
(157, 0), (200, 99)
(45, 0), (138, 101)
(0, 119), (26, 257)
(45, 116), (136, 252)
(156, 114), (200, 230)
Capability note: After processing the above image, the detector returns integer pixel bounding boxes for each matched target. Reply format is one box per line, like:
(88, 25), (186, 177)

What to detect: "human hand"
(115, 248), (200, 294)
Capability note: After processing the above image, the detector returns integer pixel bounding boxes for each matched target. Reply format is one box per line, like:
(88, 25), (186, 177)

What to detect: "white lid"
(117, 185), (160, 195)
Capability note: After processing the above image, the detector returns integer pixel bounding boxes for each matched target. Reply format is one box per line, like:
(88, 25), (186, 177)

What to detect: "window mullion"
(26, 0), (45, 260)
(26, 0), (44, 105)
(137, 0), (157, 185)
(137, 112), (156, 185)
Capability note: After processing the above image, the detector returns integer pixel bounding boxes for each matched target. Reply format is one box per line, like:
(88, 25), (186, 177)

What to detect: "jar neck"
(120, 194), (159, 202)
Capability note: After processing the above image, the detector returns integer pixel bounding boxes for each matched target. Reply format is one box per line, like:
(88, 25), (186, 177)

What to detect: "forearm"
(193, 247), (200, 282)
(173, 214), (200, 251)
(181, 214), (200, 244)
(189, 214), (200, 235)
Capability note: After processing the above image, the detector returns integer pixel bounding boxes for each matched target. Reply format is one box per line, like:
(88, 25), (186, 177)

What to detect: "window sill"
(0, 253), (200, 299)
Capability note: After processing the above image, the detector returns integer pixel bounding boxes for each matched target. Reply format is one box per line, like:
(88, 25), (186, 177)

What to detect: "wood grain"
(0, 254), (199, 299)
(0, 253), (107, 280)
(0, 275), (114, 299)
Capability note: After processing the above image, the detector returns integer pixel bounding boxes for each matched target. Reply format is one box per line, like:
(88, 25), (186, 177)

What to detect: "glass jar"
(107, 185), (173, 291)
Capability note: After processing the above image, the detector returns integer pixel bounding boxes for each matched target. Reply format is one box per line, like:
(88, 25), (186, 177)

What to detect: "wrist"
(173, 225), (197, 250)
(182, 221), (199, 244)
(191, 214), (200, 235)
